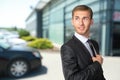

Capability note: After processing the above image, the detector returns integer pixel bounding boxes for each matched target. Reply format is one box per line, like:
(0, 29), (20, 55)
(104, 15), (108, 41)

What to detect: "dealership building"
(26, 0), (120, 56)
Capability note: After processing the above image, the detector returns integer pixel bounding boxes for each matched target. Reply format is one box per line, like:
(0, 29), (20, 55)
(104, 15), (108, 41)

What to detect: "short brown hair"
(72, 5), (93, 19)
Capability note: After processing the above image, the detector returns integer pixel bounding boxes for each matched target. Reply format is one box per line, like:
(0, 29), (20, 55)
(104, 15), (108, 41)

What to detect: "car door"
(0, 47), (7, 72)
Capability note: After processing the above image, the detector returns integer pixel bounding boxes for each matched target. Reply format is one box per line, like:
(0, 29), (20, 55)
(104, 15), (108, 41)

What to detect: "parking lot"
(1, 50), (120, 80)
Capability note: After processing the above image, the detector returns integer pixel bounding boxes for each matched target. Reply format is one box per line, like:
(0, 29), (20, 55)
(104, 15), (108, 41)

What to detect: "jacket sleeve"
(61, 45), (105, 80)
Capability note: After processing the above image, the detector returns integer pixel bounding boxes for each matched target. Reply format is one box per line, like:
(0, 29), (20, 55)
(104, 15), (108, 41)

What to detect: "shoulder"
(61, 39), (74, 49)
(61, 36), (77, 53)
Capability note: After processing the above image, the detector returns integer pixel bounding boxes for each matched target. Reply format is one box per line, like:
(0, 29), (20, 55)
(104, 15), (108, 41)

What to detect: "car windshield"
(0, 42), (11, 49)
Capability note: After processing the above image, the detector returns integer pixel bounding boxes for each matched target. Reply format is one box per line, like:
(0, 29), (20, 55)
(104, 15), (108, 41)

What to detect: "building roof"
(26, 0), (51, 21)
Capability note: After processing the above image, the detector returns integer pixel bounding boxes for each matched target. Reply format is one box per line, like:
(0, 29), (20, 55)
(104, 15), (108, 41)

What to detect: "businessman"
(61, 5), (106, 80)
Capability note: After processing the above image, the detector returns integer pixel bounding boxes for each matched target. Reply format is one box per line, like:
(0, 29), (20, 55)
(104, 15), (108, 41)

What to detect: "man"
(61, 5), (106, 80)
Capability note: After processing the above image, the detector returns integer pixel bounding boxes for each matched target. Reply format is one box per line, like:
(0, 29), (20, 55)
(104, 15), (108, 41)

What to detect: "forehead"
(73, 11), (90, 17)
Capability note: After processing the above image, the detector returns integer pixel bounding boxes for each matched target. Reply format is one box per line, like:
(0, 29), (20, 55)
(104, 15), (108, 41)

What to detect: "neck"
(84, 31), (90, 38)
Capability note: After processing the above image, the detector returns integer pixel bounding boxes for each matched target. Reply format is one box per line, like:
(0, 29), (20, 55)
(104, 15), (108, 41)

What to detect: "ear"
(90, 19), (94, 25)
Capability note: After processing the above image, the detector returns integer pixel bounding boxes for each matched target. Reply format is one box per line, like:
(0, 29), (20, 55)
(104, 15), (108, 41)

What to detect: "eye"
(75, 17), (79, 20)
(83, 17), (89, 21)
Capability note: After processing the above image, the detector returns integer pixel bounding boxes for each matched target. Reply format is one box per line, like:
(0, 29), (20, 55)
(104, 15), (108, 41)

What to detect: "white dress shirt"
(74, 32), (94, 57)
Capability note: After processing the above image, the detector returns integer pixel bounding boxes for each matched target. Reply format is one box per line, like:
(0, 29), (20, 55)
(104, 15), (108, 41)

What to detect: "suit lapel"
(72, 36), (93, 63)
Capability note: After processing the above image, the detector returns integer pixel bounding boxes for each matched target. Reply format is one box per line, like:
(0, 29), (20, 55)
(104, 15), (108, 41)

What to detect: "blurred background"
(0, 0), (120, 56)
(0, 0), (120, 80)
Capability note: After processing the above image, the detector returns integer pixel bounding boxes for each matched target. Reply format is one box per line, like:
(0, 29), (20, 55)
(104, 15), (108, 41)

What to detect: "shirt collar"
(74, 32), (88, 43)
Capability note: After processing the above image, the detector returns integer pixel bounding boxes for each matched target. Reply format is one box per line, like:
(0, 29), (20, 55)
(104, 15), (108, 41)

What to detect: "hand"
(92, 55), (103, 65)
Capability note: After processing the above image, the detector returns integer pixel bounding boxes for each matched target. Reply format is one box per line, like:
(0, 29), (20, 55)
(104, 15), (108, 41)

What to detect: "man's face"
(72, 10), (93, 38)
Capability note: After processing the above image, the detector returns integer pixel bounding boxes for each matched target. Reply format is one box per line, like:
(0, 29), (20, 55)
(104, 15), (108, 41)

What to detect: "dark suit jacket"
(61, 36), (106, 80)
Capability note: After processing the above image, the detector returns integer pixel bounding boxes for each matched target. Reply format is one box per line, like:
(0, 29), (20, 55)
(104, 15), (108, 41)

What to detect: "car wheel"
(8, 59), (29, 78)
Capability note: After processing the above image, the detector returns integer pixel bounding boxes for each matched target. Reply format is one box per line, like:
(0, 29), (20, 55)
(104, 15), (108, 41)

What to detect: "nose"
(79, 18), (84, 25)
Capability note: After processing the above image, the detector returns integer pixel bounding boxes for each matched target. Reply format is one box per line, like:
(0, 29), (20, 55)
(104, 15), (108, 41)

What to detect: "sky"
(0, 0), (39, 28)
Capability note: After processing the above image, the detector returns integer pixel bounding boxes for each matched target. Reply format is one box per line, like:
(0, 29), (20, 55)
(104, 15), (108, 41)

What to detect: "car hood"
(8, 45), (38, 52)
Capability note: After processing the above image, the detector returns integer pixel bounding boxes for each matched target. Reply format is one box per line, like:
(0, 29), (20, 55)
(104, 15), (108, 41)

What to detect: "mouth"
(78, 26), (85, 30)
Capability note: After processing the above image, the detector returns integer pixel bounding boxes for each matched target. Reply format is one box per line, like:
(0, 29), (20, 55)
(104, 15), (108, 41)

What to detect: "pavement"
(102, 56), (120, 80)
(1, 49), (120, 80)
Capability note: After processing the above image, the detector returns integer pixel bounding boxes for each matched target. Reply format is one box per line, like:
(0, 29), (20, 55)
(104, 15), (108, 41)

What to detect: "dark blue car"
(0, 41), (42, 78)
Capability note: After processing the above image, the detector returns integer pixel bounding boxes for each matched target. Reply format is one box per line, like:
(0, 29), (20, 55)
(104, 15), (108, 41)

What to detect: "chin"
(77, 30), (85, 34)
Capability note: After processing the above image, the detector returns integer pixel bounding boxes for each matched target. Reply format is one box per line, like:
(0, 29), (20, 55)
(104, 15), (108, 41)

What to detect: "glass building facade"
(26, 0), (120, 56)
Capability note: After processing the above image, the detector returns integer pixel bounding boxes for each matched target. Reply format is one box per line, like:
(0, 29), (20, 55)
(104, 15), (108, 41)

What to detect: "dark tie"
(87, 40), (96, 57)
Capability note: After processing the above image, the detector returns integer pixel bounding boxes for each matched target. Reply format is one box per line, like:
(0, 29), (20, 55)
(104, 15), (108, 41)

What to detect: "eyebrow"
(74, 16), (90, 18)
